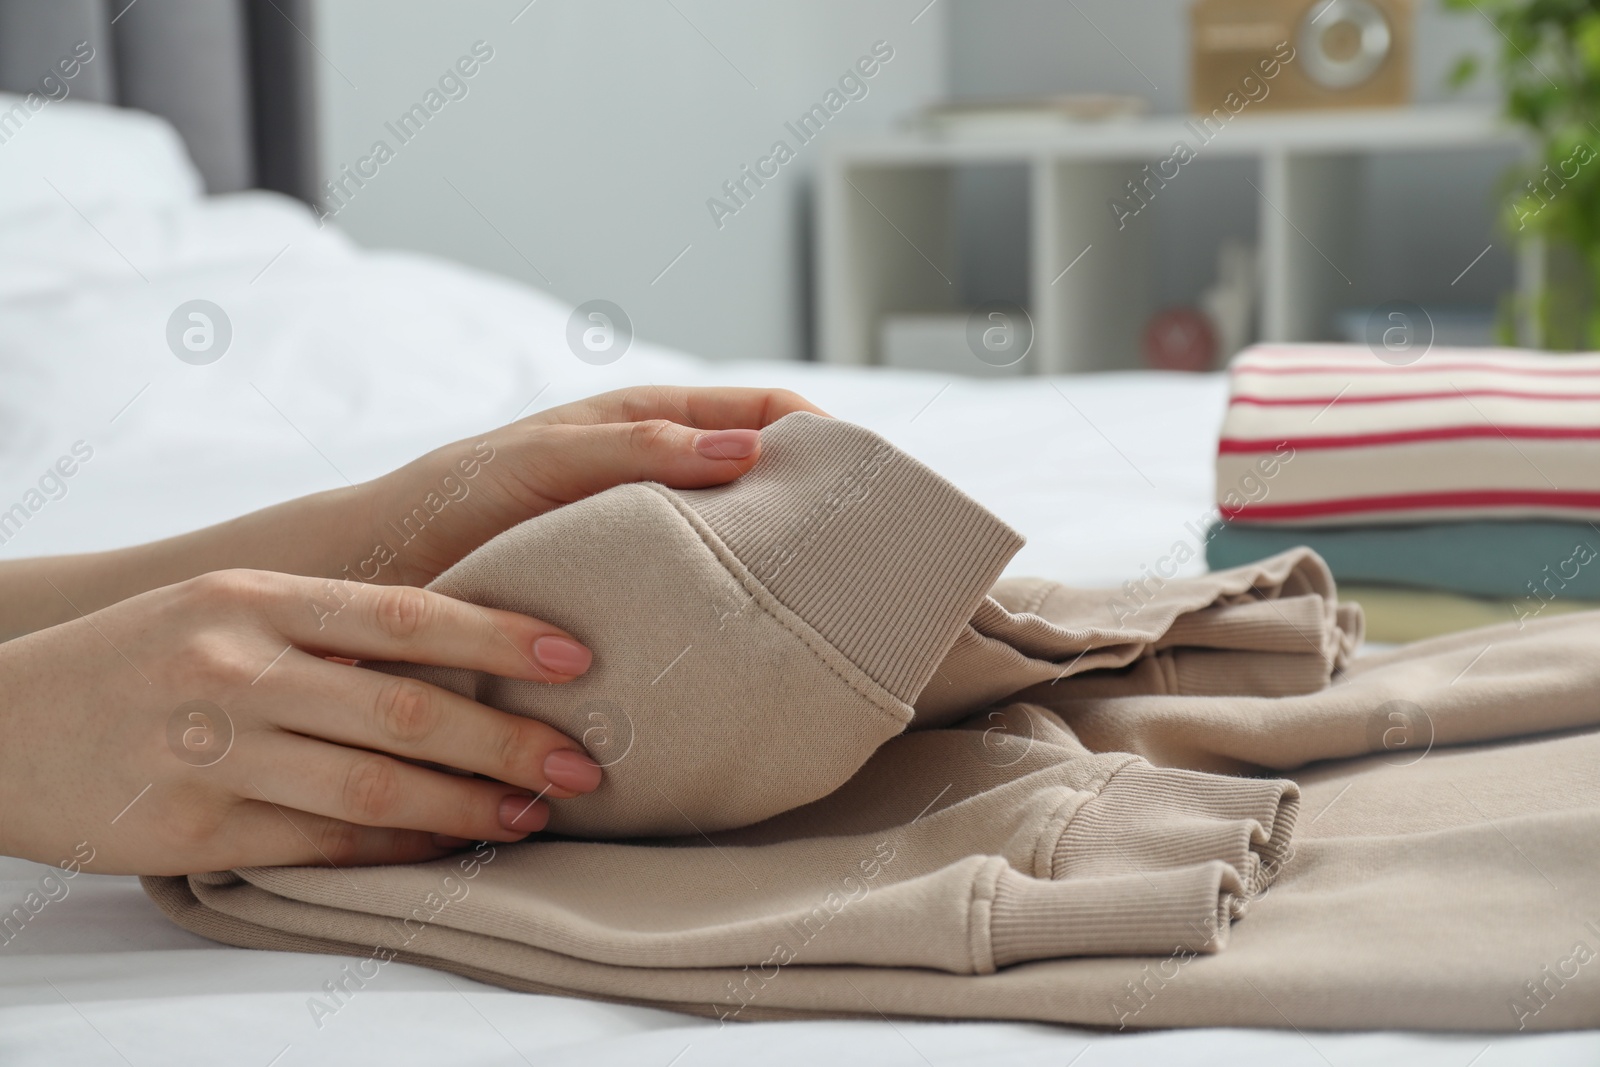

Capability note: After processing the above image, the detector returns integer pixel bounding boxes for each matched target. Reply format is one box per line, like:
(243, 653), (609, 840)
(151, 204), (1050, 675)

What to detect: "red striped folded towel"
(1216, 343), (1600, 526)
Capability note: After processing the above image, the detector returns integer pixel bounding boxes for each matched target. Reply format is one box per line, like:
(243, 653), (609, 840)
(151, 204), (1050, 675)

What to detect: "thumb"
(529, 420), (764, 503)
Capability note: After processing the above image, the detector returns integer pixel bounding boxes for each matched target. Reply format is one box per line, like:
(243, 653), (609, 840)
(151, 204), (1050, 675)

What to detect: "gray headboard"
(0, 0), (316, 201)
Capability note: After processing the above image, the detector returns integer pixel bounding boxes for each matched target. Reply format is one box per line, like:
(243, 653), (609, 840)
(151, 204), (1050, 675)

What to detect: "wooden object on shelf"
(1190, 0), (1414, 112)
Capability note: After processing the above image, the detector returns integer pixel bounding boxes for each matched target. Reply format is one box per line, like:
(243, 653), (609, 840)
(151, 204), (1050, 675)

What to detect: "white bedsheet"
(2, 184), (1595, 1064)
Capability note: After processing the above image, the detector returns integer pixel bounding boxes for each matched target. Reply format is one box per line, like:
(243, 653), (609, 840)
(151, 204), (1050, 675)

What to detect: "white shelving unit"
(816, 106), (1530, 373)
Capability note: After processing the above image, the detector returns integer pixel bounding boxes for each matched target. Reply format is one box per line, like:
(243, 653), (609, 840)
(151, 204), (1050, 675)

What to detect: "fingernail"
(532, 635), (592, 675)
(431, 834), (471, 849)
(498, 795), (549, 833)
(543, 749), (603, 793)
(694, 429), (759, 461)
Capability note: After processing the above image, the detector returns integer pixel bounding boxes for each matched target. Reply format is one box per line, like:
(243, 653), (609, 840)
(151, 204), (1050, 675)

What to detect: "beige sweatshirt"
(143, 413), (1600, 1032)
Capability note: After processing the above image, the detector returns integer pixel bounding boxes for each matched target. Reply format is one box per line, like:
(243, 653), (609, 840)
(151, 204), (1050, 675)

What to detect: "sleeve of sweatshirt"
(914, 548), (1365, 728)
(366, 412), (1024, 838)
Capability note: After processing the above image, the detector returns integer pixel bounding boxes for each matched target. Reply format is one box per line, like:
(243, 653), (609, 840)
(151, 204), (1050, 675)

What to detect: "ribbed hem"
(672, 413), (1025, 704)
(988, 863), (1240, 967)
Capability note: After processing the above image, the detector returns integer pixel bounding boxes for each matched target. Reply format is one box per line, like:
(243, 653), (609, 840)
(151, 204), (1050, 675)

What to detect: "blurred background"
(8, 12), (1600, 1056)
(0, 0), (1538, 370)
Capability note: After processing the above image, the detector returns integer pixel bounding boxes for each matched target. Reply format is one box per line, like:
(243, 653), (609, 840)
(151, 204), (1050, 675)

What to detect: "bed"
(2, 94), (1598, 1066)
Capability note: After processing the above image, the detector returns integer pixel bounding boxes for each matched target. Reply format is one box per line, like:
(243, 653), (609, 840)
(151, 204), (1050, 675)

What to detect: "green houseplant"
(1445, 0), (1600, 349)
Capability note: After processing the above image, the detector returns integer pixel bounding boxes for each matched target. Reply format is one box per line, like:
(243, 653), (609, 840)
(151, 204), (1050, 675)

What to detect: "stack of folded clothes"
(1207, 343), (1600, 641)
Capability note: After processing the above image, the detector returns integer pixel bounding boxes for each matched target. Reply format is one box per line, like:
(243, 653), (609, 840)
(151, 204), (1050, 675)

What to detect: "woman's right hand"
(0, 569), (603, 876)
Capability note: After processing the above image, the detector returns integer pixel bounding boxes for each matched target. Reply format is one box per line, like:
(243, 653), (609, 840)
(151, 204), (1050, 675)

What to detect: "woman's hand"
(356, 384), (828, 587)
(0, 569), (603, 875)
(0, 386), (827, 636)
(0, 383), (825, 873)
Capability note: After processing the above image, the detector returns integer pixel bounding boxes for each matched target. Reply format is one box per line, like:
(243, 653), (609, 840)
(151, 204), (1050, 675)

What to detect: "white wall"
(308, 0), (946, 363)
(946, 0), (1519, 317)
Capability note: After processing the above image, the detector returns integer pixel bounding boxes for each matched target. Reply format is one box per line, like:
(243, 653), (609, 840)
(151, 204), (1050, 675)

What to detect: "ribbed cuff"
(1168, 649), (1340, 698)
(1157, 594), (1333, 655)
(985, 760), (1298, 969)
(989, 862), (1241, 967)
(1052, 761), (1299, 898)
(670, 413), (1025, 704)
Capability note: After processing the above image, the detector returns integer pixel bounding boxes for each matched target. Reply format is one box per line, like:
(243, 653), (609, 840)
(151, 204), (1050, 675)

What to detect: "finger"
(244, 732), (552, 842)
(520, 419), (771, 501)
(260, 650), (602, 799)
(217, 800), (468, 868)
(260, 574), (592, 684)
(535, 385), (829, 431)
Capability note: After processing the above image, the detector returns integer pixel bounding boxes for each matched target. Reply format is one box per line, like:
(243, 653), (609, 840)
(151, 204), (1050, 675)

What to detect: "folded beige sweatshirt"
(143, 413), (1600, 1032)
(350, 414), (1353, 839)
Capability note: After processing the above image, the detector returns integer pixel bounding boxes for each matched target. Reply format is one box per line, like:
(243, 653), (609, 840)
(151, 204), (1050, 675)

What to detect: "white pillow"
(0, 92), (203, 218)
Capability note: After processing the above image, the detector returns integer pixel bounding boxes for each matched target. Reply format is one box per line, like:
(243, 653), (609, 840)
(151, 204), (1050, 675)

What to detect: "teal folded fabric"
(1206, 519), (1600, 601)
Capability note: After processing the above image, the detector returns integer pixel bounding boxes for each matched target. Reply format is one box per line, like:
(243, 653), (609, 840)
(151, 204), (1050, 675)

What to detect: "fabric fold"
(915, 548), (1362, 726)
(1030, 607), (1600, 777)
